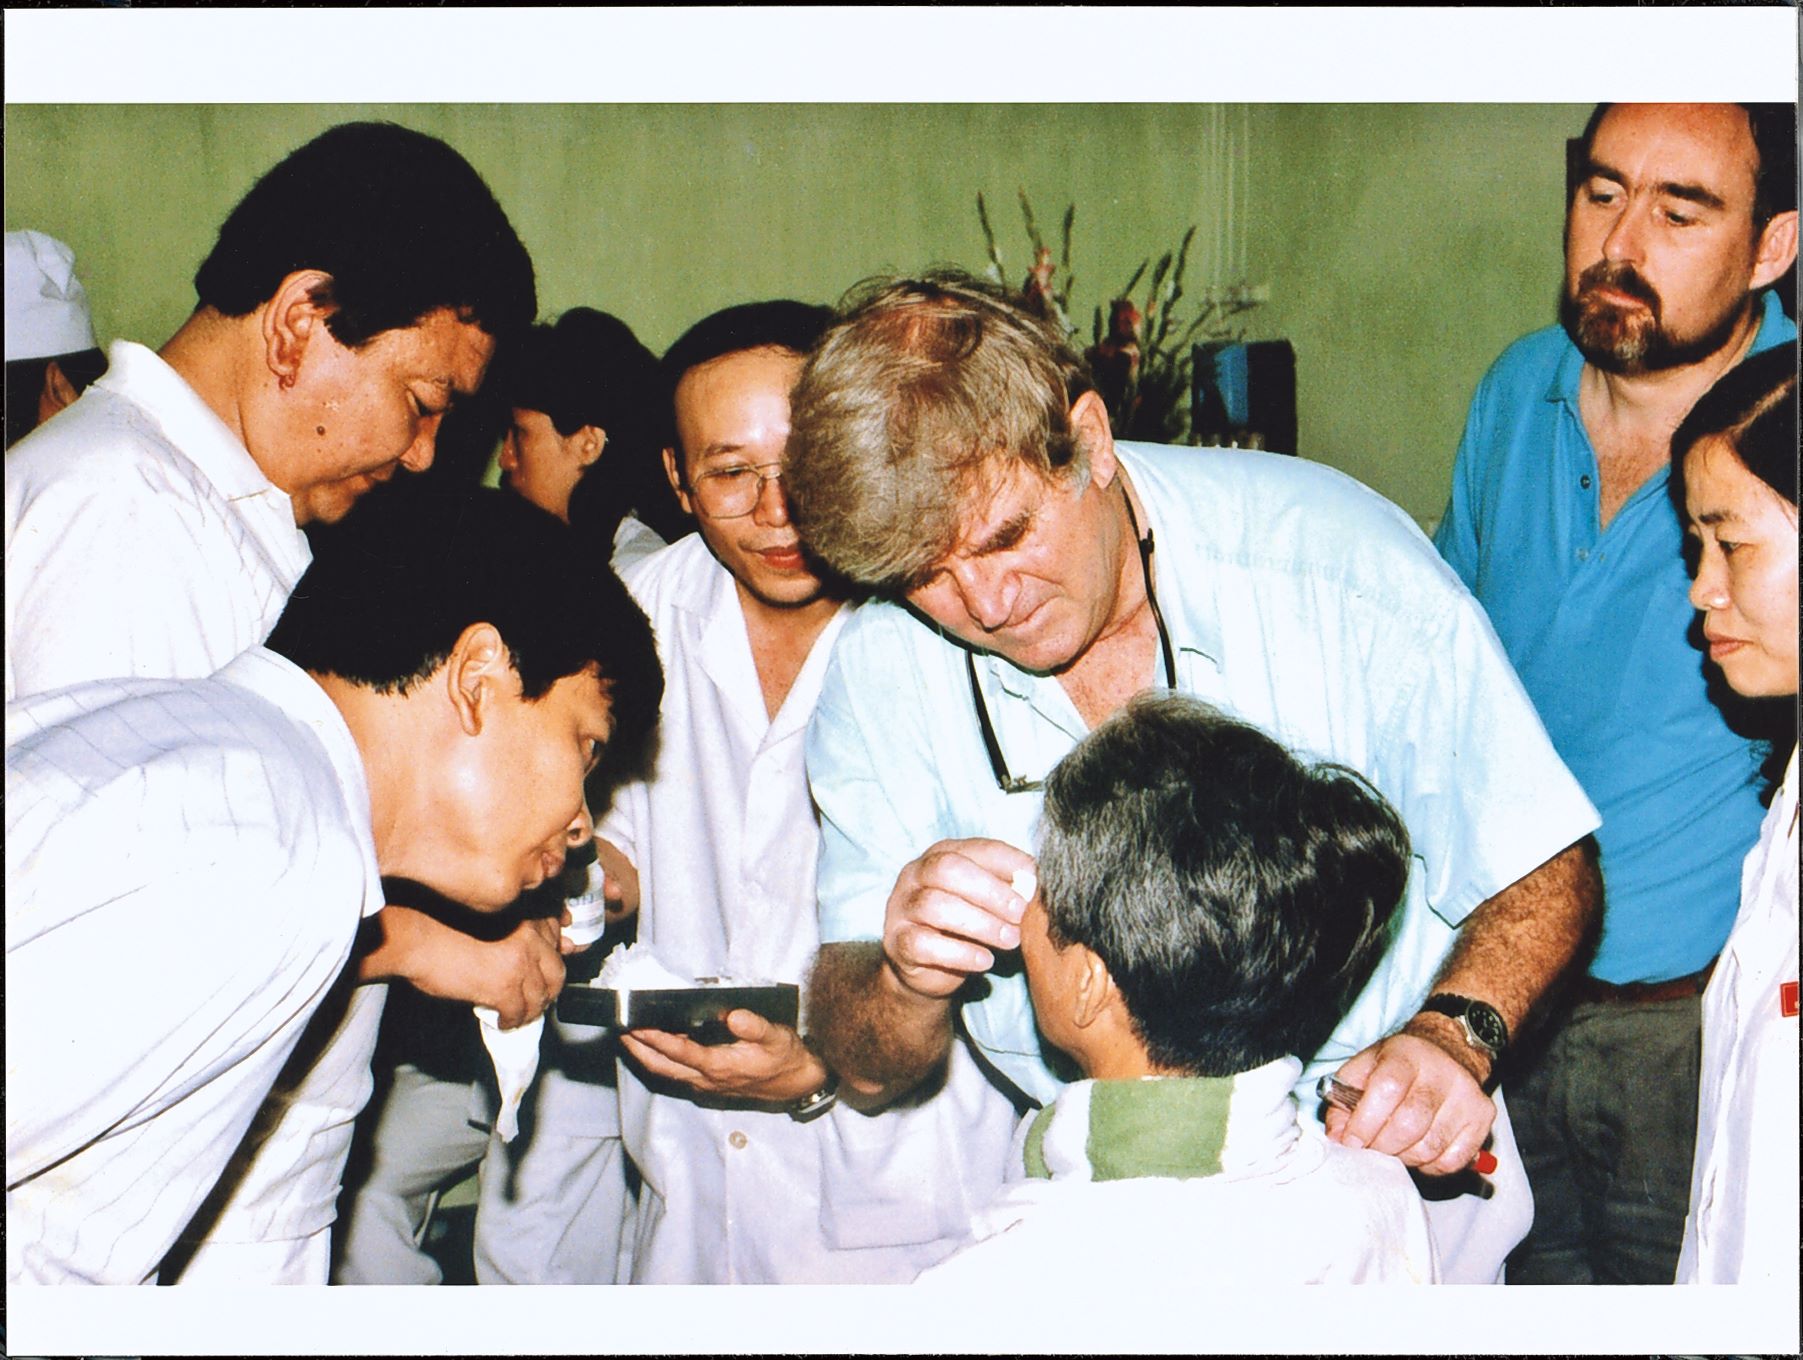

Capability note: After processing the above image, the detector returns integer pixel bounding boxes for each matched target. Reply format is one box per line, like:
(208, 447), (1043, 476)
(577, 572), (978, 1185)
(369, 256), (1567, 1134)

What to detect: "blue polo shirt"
(1435, 292), (1792, 985)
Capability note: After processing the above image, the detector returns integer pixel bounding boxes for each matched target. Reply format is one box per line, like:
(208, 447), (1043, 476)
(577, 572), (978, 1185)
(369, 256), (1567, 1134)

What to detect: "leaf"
(977, 192), (1005, 277)
(1019, 188), (1046, 255)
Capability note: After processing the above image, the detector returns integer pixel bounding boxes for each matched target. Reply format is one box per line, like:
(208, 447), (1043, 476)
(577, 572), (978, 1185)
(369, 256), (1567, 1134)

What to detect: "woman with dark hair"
(499, 307), (689, 567)
(1667, 344), (1797, 1286)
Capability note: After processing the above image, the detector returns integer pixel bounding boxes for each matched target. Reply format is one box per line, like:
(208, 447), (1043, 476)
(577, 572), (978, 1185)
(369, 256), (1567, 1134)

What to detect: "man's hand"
(1325, 1030), (1496, 1177)
(362, 906), (566, 1029)
(619, 1011), (828, 1106)
(884, 838), (1036, 999)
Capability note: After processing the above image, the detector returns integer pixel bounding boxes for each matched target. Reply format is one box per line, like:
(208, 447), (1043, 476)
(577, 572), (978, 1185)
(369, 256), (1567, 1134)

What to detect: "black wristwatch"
(787, 1071), (840, 1123)
(1418, 993), (1510, 1064)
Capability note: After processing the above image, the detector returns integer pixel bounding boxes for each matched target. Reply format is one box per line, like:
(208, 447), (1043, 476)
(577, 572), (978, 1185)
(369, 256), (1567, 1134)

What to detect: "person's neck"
(158, 308), (257, 450)
(734, 582), (843, 722)
(1054, 469), (1159, 728)
(310, 671), (401, 868)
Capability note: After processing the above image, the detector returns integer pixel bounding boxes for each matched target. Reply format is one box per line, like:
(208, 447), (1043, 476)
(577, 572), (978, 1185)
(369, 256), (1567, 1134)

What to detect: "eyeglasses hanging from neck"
(966, 483), (1176, 794)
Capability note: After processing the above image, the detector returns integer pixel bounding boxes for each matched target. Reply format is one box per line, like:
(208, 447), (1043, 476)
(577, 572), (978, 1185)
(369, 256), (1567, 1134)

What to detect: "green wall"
(4, 102), (1588, 525)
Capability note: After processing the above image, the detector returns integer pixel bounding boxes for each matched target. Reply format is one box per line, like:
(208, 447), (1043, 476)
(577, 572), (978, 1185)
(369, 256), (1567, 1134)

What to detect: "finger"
(916, 846), (1033, 930)
(1411, 1101), (1498, 1176)
(724, 1009), (774, 1044)
(891, 917), (1000, 981)
(1339, 1064), (1419, 1153)
(620, 1033), (706, 1086)
(938, 837), (1038, 883)
(624, 1027), (716, 1067)
(905, 884), (1023, 952)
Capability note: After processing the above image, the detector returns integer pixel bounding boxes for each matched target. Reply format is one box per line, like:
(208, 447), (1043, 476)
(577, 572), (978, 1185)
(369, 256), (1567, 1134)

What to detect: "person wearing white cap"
(4, 229), (107, 447)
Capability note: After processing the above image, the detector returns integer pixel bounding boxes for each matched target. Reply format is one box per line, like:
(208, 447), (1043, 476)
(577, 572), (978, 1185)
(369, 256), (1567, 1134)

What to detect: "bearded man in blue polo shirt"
(1435, 102), (1799, 1285)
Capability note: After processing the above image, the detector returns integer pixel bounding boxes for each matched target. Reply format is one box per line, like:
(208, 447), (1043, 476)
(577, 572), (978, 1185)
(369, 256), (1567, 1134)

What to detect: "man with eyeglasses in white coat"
(566, 300), (1017, 1282)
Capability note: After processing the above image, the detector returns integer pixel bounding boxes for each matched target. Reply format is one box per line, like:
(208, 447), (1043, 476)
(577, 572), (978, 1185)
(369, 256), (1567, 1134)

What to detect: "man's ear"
(445, 621), (511, 737)
(1069, 389), (1118, 490)
(1750, 210), (1800, 292)
(662, 446), (694, 516)
(260, 269), (338, 389)
(1070, 944), (1115, 1031)
(573, 424), (608, 470)
(39, 359), (80, 421)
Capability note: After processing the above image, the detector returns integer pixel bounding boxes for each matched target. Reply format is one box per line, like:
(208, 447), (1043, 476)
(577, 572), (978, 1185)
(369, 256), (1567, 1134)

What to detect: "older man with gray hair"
(786, 270), (1602, 1283)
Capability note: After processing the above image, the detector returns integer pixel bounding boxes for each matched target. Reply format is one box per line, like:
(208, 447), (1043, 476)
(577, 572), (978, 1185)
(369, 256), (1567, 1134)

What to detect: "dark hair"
(501, 308), (686, 542)
(194, 122), (536, 349)
(1578, 103), (1798, 235)
(1669, 344), (1799, 512)
(5, 347), (106, 447)
(1036, 693), (1410, 1078)
(660, 299), (833, 455)
(266, 487), (662, 774)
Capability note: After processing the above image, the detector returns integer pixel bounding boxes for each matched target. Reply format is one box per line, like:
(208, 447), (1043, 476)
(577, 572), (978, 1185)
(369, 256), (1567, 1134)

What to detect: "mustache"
(1574, 261), (1662, 313)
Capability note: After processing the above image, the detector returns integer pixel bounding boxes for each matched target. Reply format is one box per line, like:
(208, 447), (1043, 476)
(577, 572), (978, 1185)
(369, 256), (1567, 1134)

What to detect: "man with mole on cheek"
(1, 123), (590, 1283)
(918, 693), (1438, 1286)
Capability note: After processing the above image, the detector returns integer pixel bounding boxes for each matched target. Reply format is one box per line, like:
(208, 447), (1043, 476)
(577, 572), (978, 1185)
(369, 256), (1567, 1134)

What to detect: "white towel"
(473, 1006), (544, 1142)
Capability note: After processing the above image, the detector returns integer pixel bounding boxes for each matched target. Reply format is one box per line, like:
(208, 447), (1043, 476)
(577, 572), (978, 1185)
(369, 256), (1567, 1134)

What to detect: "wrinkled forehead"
(929, 456), (1056, 559)
(1588, 103), (1761, 202)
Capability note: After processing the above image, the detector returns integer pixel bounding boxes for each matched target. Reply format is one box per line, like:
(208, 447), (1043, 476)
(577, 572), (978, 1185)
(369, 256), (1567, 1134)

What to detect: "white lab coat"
(1677, 748), (1799, 1284)
(5, 339), (309, 701)
(603, 534), (1018, 1282)
(6, 649), (383, 1284)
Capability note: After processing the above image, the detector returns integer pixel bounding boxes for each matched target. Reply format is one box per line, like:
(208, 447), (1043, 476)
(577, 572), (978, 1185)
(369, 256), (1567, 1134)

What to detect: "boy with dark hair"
(918, 693), (1440, 1286)
(6, 488), (660, 1286)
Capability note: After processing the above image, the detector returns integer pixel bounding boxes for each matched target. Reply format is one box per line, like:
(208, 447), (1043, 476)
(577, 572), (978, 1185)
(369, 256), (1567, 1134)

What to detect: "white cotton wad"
(595, 941), (697, 990)
(473, 1007), (544, 1142)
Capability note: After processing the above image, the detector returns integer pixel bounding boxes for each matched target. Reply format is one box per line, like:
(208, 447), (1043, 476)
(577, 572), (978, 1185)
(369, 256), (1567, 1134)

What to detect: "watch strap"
(1419, 992), (1509, 1059)
(788, 1071), (840, 1123)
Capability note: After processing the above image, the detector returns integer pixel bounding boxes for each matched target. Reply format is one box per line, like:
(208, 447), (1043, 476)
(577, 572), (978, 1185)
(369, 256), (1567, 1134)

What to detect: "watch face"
(1467, 1004), (1508, 1054)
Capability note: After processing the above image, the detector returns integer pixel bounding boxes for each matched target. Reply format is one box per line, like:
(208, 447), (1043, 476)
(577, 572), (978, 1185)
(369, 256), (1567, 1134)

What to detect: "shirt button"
(1580, 474), (1592, 489)
(1576, 548), (1590, 561)
(728, 1131), (749, 1149)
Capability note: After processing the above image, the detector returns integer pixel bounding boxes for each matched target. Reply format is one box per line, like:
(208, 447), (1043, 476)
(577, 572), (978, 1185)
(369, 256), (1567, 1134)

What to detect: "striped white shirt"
(4, 339), (311, 702)
(5, 648), (382, 1285)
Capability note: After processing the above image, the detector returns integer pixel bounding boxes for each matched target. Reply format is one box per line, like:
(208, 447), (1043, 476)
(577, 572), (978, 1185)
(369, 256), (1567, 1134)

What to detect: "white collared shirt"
(1677, 748), (1799, 1284)
(5, 339), (310, 701)
(5, 648), (383, 1285)
(916, 1059), (1439, 1287)
(600, 533), (1017, 1283)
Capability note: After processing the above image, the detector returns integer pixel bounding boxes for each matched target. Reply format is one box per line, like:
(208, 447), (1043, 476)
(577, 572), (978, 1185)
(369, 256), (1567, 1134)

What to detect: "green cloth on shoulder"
(1023, 1076), (1235, 1182)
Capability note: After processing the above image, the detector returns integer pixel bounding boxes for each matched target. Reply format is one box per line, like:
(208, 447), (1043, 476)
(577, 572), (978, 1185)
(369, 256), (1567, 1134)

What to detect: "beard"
(1561, 261), (1750, 376)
